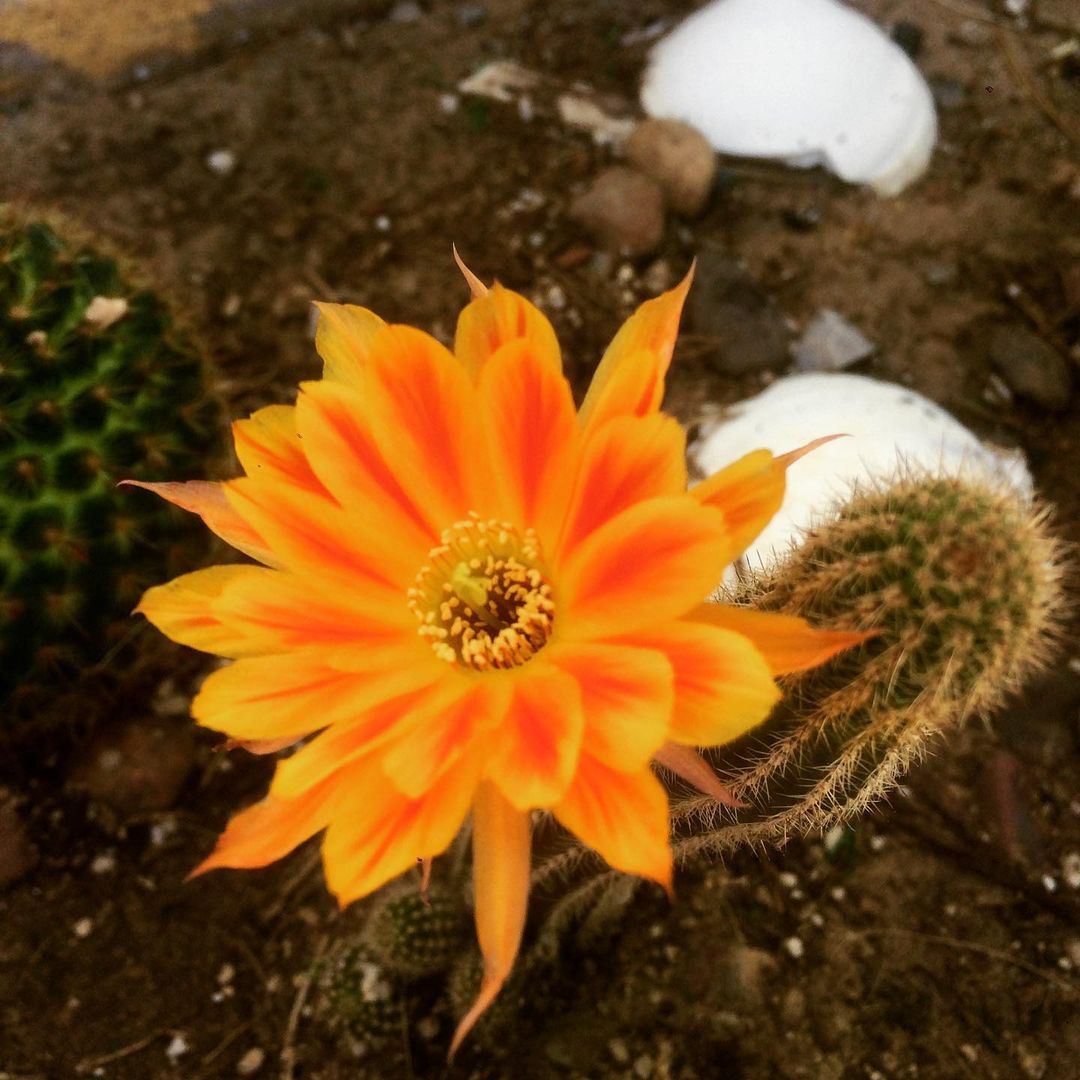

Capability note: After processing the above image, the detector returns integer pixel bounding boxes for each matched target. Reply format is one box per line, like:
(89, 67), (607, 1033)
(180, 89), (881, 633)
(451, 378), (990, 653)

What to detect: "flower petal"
(624, 621), (779, 747)
(477, 338), (578, 544)
(294, 378), (435, 557)
(382, 677), (511, 799)
(192, 653), (379, 741)
(322, 749), (480, 906)
(486, 665), (584, 810)
(454, 282), (561, 381)
(136, 565), (251, 657)
(689, 603), (874, 675)
(120, 480), (272, 564)
(313, 301), (386, 386)
(559, 497), (730, 640)
(691, 437), (841, 560)
(361, 323), (479, 532)
(577, 268), (691, 433)
(189, 772), (344, 877)
(556, 413), (687, 558)
(546, 642), (673, 773)
(449, 781), (531, 1060)
(554, 756), (672, 890)
(653, 742), (743, 808)
(232, 404), (325, 493)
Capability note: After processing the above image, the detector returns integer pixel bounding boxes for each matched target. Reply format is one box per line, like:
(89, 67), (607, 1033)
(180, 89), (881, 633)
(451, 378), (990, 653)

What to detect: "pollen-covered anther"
(408, 514), (555, 671)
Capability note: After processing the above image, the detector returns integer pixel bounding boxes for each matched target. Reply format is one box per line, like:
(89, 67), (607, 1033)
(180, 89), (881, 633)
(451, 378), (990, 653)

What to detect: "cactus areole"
(0, 217), (222, 709)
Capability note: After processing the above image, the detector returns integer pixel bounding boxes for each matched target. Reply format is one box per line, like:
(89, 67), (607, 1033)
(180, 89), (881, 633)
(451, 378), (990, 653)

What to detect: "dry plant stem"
(280, 933), (329, 1080)
(998, 29), (1080, 144)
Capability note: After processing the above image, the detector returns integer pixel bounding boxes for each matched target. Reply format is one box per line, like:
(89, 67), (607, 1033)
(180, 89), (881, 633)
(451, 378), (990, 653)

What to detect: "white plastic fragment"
(691, 373), (1033, 579)
(641, 0), (937, 195)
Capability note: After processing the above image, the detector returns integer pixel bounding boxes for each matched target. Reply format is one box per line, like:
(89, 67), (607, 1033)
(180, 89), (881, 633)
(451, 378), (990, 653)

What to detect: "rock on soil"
(624, 118), (717, 217)
(67, 717), (196, 813)
(568, 167), (665, 257)
(687, 251), (790, 374)
(986, 323), (1073, 411)
(793, 308), (876, 371)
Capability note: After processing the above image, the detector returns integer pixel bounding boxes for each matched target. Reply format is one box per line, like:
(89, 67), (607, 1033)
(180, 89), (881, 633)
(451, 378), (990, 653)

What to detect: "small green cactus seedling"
(672, 471), (1064, 857)
(365, 883), (471, 979)
(0, 213), (222, 721)
(316, 939), (406, 1055)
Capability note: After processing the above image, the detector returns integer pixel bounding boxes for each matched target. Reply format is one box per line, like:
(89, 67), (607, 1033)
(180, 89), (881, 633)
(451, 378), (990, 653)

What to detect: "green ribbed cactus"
(0, 213), (222, 719)
(671, 471), (1064, 857)
(316, 939), (406, 1055)
(365, 884), (471, 979)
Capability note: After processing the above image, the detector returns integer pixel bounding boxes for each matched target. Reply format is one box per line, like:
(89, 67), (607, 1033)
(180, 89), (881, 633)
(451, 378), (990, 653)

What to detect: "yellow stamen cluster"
(408, 514), (555, 671)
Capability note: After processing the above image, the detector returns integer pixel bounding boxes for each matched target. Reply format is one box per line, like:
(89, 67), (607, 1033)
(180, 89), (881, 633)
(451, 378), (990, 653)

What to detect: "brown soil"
(2, 1), (1078, 1078)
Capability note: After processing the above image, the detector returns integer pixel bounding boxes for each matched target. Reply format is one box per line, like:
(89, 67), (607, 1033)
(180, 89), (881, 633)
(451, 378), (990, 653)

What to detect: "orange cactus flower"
(130, 259), (865, 1054)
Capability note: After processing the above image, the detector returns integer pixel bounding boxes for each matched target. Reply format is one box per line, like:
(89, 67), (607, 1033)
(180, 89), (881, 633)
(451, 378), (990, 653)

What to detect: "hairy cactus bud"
(365, 883), (470, 980)
(0, 213), (222, 729)
(674, 472), (1065, 856)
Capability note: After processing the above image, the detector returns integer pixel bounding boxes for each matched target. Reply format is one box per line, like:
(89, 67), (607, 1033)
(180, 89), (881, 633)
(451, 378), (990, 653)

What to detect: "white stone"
(206, 149), (237, 176)
(165, 1034), (190, 1061)
(690, 373), (1033, 581)
(83, 296), (128, 330)
(236, 1047), (265, 1075)
(783, 936), (805, 959)
(641, 0), (937, 195)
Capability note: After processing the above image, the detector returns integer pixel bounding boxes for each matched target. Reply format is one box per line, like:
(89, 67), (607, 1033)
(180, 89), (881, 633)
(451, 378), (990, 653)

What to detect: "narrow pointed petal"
(577, 267), (692, 433)
(624, 621), (779, 746)
(546, 642), (673, 773)
(120, 479), (272, 564)
(560, 497), (730, 640)
(691, 436), (843, 560)
(554, 756), (672, 891)
(487, 666), (584, 810)
(382, 678), (511, 799)
(136, 565), (255, 657)
(689, 603), (875, 675)
(653, 743), (743, 808)
(450, 782), (531, 1060)
(232, 404), (325, 493)
(454, 282), (561, 381)
(361, 323), (479, 531)
(477, 339), (577, 544)
(224, 735), (300, 756)
(322, 750), (480, 906)
(295, 379), (435, 556)
(453, 246), (489, 298)
(189, 773), (343, 877)
(313, 301), (386, 385)
(556, 413), (687, 558)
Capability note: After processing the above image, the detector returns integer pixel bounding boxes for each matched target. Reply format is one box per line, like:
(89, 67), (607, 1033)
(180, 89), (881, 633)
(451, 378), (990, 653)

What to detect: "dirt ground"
(1, 0), (1079, 1077)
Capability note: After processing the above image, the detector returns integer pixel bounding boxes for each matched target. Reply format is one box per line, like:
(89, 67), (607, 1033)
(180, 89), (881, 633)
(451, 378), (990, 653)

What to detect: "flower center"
(408, 514), (555, 671)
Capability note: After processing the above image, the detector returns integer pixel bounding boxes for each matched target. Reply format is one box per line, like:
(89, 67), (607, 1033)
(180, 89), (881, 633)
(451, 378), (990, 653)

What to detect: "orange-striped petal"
(454, 282), (561, 381)
(190, 772), (344, 877)
(691, 437), (841, 560)
(232, 404), (325, 494)
(382, 677), (511, 799)
(477, 338), (578, 544)
(689, 603), (874, 675)
(559, 497), (729, 640)
(546, 642), (673, 773)
(136, 565), (256, 657)
(192, 653), (372, 741)
(313, 301), (386, 385)
(577, 268), (692, 433)
(120, 479), (272, 564)
(450, 781), (531, 1059)
(625, 621), (779, 746)
(224, 478), (416, 602)
(653, 742), (743, 807)
(294, 378), (435, 555)
(554, 756), (672, 890)
(556, 413), (687, 558)
(361, 323), (479, 532)
(486, 665), (584, 810)
(322, 748), (480, 906)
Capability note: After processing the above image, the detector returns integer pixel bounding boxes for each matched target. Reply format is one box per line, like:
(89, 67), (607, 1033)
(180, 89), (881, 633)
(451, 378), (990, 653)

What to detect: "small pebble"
(73, 917), (94, 939)
(388, 1), (423, 23)
(236, 1047), (264, 1075)
(217, 962), (236, 986)
(1062, 853), (1080, 889)
(823, 825), (846, 854)
(90, 852), (117, 875)
(869, 835), (886, 852)
(206, 149), (237, 176)
(633, 1055), (655, 1079)
(783, 936), (805, 959)
(83, 296), (129, 330)
(374, 215), (392, 233)
(987, 323), (1073, 411)
(1042, 874), (1057, 892)
(609, 1038), (631, 1065)
(416, 1016), (440, 1040)
(165, 1034), (190, 1062)
(793, 309), (875, 372)
(624, 117), (717, 217)
(830, 886), (846, 903)
(455, 2), (488, 27)
(778, 871), (799, 889)
(569, 167), (665, 258)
